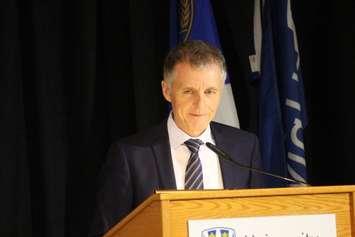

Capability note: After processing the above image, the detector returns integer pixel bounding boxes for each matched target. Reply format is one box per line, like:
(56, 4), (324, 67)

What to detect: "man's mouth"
(190, 113), (206, 117)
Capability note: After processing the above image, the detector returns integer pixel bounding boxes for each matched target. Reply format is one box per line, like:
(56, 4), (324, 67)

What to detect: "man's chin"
(186, 124), (209, 137)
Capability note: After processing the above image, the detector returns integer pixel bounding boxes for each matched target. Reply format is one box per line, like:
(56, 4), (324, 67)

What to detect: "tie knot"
(184, 139), (204, 153)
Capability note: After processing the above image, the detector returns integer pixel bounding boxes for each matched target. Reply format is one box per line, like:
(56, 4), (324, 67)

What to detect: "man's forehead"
(173, 75), (223, 90)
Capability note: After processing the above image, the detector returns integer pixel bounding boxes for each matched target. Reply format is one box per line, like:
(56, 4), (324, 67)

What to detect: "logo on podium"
(201, 227), (236, 237)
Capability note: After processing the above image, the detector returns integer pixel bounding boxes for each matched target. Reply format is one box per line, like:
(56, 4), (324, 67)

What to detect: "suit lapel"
(151, 122), (177, 190)
(211, 123), (243, 189)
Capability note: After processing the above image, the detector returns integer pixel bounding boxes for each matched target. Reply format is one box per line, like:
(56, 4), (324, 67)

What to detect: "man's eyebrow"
(181, 86), (194, 89)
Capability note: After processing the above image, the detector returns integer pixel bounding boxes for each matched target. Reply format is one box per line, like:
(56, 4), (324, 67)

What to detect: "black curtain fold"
(1, 0), (355, 236)
(1, 2), (32, 236)
(293, 0), (355, 185)
(20, 1), (68, 236)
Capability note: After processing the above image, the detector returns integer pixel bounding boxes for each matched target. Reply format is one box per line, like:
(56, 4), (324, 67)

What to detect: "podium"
(104, 185), (355, 237)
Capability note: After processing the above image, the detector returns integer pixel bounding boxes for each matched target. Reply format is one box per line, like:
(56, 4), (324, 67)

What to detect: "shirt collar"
(167, 112), (214, 150)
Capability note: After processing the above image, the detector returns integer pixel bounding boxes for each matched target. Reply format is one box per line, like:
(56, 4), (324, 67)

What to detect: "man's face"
(162, 62), (223, 137)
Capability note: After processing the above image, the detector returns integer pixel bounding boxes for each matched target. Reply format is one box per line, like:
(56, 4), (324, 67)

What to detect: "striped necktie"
(184, 139), (204, 190)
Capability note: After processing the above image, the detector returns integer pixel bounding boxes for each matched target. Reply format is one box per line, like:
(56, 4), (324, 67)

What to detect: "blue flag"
(170, 0), (240, 128)
(253, 0), (308, 186)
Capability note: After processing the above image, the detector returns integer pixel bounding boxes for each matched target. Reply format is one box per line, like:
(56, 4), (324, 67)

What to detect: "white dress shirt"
(167, 113), (224, 190)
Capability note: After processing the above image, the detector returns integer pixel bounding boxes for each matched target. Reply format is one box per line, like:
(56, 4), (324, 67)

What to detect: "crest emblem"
(201, 227), (236, 237)
(178, 0), (194, 41)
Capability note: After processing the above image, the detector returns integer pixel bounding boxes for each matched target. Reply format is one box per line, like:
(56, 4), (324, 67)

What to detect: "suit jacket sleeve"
(89, 142), (133, 237)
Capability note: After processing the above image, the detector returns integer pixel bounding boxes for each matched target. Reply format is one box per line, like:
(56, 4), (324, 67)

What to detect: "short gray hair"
(163, 40), (227, 85)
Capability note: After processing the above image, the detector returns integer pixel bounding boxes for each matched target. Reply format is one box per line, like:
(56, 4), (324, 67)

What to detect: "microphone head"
(205, 142), (218, 152)
(205, 142), (229, 159)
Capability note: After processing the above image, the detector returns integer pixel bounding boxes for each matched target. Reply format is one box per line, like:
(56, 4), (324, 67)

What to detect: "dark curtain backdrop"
(1, 0), (354, 236)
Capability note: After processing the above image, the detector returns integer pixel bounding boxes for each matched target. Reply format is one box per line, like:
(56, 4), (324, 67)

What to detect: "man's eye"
(205, 89), (216, 95)
(183, 90), (192, 94)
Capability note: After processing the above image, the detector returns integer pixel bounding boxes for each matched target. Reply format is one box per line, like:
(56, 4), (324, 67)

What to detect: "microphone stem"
(236, 162), (307, 185)
(205, 142), (308, 186)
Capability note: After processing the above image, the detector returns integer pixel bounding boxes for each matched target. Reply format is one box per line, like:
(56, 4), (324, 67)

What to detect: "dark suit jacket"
(89, 120), (265, 237)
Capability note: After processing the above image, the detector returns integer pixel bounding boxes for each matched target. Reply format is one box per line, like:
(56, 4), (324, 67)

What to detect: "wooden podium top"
(154, 185), (355, 200)
(105, 185), (355, 237)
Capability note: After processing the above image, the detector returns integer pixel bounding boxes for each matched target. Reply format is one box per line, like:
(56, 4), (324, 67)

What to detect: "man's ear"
(161, 80), (172, 102)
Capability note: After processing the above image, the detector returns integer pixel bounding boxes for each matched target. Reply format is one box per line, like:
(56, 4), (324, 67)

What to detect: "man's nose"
(193, 92), (205, 107)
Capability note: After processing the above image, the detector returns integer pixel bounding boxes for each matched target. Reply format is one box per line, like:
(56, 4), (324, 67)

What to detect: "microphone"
(205, 142), (308, 186)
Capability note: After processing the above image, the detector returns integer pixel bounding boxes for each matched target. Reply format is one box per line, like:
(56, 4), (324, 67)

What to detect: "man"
(90, 40), (265, 237)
